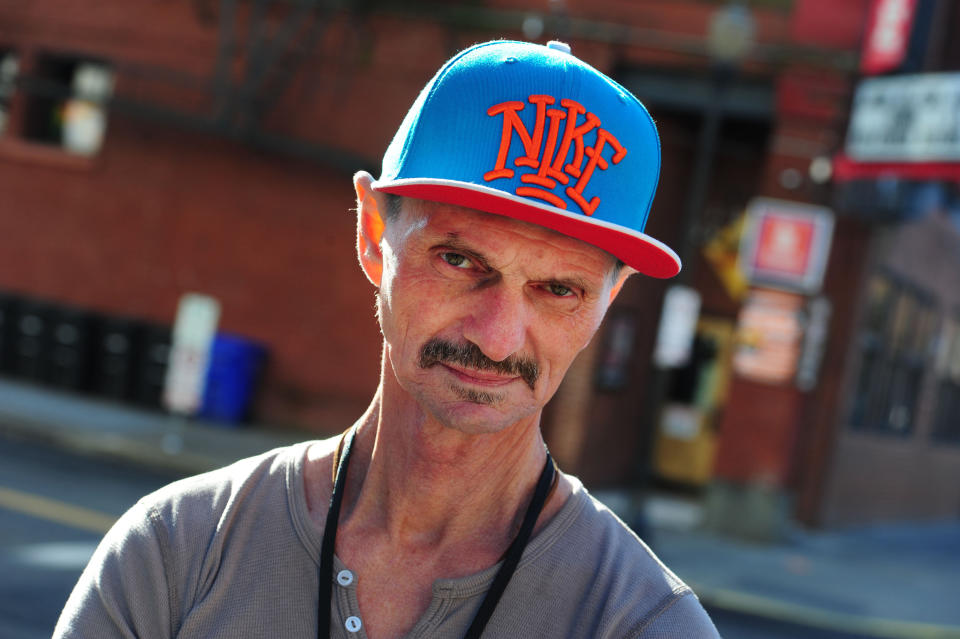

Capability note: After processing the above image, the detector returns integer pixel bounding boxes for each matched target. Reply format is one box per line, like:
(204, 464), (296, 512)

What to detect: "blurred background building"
(1, 0), (958, 538)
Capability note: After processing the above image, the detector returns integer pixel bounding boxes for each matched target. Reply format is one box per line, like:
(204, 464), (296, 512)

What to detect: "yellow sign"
(702, 212), (749, 301)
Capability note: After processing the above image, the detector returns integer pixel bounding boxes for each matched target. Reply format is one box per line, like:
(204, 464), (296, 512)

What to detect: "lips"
(441, 363), (520, 386)
(418, 338), (539, 390)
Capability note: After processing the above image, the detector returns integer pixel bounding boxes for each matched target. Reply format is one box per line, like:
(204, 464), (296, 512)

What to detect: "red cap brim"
(372, 179), (681, 279)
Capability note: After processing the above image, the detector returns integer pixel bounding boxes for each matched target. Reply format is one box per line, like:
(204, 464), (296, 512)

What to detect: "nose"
(461, 285), (529, 363)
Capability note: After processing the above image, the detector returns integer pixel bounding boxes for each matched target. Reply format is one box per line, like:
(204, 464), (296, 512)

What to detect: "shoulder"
(55, 442), (326, 638)
(531, 476), (719, 637)
(117, 440), (328, 577)
(141, 442), (309, 528)
(127, 443), (316, 610)
(560, 481), (689, 592)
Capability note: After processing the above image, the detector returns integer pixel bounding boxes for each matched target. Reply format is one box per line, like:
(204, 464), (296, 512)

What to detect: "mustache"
(417, 338), (540, 390)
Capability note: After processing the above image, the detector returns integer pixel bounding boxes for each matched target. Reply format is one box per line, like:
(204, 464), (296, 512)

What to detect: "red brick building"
(2, 0), (959, 532)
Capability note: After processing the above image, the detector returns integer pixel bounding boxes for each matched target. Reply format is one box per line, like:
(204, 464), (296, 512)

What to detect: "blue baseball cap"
(372, 40), (680, 279)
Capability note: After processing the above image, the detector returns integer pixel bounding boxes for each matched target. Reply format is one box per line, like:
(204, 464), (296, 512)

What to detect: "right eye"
(440, 252), (473, 269)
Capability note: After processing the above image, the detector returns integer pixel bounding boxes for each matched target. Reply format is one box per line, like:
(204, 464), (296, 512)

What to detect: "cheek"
(379, 268), (455, 351)
(537, 309), (606, 376)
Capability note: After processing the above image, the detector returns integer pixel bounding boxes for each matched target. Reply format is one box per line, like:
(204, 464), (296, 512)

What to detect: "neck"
(339, 382), (549, 557)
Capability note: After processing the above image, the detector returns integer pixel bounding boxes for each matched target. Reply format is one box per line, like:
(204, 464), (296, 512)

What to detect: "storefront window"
(848, 272), (937, 436)
(22, 54), (113, 155)
(932, 316), (960, 443)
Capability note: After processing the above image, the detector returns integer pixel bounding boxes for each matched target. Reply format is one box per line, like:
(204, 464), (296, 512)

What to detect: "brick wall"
(0, 115), (383, 431)
(0, 0), (805, 481)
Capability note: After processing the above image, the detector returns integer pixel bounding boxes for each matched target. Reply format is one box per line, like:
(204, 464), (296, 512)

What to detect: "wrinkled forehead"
(390, 196), (622, 275)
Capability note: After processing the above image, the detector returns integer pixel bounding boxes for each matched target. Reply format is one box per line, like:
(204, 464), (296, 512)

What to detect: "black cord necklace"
(317, 427), (557, 639)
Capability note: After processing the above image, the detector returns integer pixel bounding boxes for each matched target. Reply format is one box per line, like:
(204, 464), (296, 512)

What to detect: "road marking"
(0, 486), (117, 535)
(8, 541), (99, 569)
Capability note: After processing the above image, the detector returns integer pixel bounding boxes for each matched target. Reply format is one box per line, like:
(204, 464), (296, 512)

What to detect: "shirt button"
(336, 569), (354, 586)
(345, 616), (362, 633)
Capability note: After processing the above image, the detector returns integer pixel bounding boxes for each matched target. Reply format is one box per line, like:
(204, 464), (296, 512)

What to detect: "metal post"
(676, 68), (730, 285)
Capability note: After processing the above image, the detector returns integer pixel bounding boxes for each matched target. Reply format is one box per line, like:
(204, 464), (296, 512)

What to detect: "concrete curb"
(0, 417), (236, 477)
(0, 379), (303, 476)
(691, 582), (960, 639)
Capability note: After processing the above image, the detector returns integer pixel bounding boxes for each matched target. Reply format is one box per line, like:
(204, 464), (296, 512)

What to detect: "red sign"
(861, 0), (917, 75)
(740, 199), (835, 294)
(753, 215), (815, 277)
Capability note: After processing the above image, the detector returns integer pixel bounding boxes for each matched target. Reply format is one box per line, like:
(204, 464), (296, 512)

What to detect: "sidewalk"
(0, 378), (304, 476)
(650, 510), (960, 638)
(1, 378), (959, 638)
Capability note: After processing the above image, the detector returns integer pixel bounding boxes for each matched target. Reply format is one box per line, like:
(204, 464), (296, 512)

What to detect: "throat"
(354, 475), (526, 560)
(314, 415), (565, 639)
(350, 421), (537, 528)
(332, 451), (558, 639)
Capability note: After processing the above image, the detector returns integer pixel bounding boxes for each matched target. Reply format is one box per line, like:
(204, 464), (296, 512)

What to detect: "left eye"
(546, 283), (573, 297)
(441, 252), (472, 269)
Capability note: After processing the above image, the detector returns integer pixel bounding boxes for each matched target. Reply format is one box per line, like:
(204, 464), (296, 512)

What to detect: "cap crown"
(375, 40), (679, 278)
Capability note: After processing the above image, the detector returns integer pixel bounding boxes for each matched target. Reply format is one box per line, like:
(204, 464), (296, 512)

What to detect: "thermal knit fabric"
(54, 442), (719, 638)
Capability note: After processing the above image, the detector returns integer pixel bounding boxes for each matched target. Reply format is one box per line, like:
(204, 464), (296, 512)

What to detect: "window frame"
(931, 312), (960, 444)
(848, 269), (939, 437)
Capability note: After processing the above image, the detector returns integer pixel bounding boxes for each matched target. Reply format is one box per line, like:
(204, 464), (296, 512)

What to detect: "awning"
(833, 154), (960, 183)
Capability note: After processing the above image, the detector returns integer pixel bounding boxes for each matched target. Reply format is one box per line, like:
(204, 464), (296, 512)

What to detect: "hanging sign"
(861, 0), (917, 75)
(846, 73), (960, 163)
(702, 211), (749, 302)
(732, 289), (804, 385)
(739, 198), (834, 295)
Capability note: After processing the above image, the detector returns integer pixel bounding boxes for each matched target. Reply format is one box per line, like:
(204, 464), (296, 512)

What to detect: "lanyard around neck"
(317, 427), (557, 639)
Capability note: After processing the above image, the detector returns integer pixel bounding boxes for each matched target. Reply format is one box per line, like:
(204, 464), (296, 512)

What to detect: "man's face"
(376, 199), (622, 435)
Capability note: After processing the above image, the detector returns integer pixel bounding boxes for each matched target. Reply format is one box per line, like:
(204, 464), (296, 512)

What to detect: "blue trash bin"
(199, 333), (267, 425)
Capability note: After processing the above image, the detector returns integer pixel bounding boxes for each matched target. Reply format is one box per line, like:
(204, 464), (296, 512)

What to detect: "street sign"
(846, 73), (960, 163)
(739, 198), (834, 295)
(861, 0), (917, 75)
(653, 285), (702, 368)
(163, 293), (221, 416)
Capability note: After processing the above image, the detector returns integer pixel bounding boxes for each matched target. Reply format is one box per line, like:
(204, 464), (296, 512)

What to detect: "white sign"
(739, 198), (835, 295)
(163, 293), (221, 415)
(653, 285), (702, 368)
(846, 73), (960, 162)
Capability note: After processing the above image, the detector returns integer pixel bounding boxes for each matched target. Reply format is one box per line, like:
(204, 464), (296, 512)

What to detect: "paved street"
(2, 431), (956, 639)
(0, 436), (181, 639)
(0, 435), (831, 639)
(707, 608), (879, 638)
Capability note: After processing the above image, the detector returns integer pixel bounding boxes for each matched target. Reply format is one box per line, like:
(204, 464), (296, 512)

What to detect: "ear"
(354, 171), (387, 287)
(607, 266), (635, 304)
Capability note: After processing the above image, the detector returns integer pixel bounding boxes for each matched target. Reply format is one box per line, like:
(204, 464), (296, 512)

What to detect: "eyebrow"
(437, 233), (493, 270)
(436, 232), (603, 295)
(440, 231), (600, 294)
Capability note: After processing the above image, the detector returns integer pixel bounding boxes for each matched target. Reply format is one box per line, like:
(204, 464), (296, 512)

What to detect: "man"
(55, 40), (719, 638)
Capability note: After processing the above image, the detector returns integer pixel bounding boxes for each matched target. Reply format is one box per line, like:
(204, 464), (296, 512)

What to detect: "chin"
(395, 366), (546, 435)
(423, 392), (541, 436)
